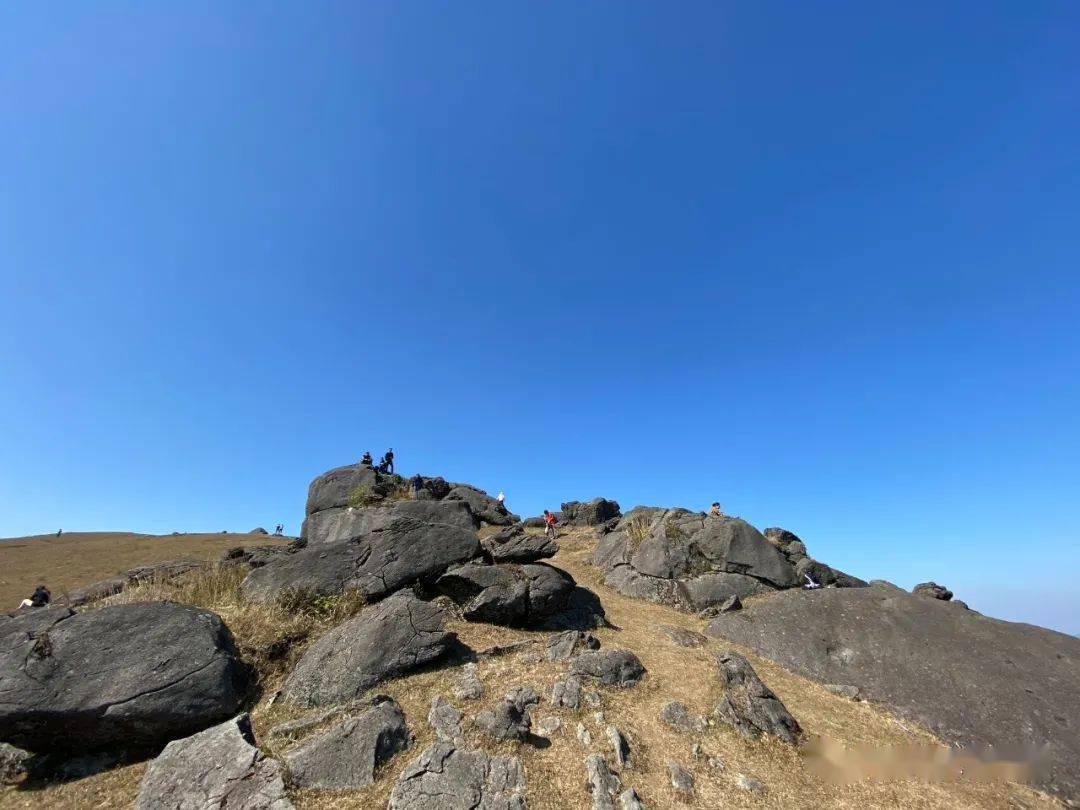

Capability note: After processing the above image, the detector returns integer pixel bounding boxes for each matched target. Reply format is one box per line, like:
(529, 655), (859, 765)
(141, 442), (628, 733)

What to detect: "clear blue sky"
(2, 3), (1078, 634)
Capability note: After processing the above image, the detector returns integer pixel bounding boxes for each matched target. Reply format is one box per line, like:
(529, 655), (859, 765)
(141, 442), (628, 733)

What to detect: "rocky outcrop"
(560, 498), (621, 527)
(569, 649), (646, 686)
(282, 591), (455, 707)
(284, 695), (411, 789)
(0, 604), (247, 752)
(913, 581), (953, 601)
(593, 507), (865, 612)
(713, 652), (801, 744)
(437, 562), (577, 627)
(481, 523), (557, 563)
(585, 754), (620, 809)
(134, 714), (292, 810)
(388, 743), (526, 810)
(705, 586), (1080, 802)
(546, 630), (600, 661)
(221, 544), (289, 569)
(243, 501), (481, 603)
(302, 497), (478, 546)
(445, 485), (520, 526)
(428, 696), (464, 743)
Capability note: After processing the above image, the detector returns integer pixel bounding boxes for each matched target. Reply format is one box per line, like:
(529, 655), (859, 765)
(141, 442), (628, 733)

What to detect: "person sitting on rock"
(360, 451), (373, 467)
(384, 448), (394, 474)
(411, 473), (424, 499)
(543, 510), (558, 540)
(19, 585), (51, 609)
(709, 502), (722, 516)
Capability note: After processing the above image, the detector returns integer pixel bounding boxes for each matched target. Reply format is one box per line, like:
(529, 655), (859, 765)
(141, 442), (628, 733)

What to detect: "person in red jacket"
(542, 510), (558, 540)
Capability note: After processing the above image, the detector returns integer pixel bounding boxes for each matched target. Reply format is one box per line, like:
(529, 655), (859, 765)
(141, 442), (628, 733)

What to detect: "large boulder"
(305, 462), (381, 515)
(301, 498), (478, 546)
(704, 586), (1080, 803)
(284, 695), (412, 789)
(481, 523), (557, 563)
(569, 649), (646, 686)
(282, 591), (455, 707)
(560, 498), (621, 527)
(714, 652), (801, 744)
(134, 714), (292, 809)
(445, 485), (520, 526)
(437, 563), (578, 627)
(242, 501), (481, 603)
(388, 743), (525, 810)
(592, 508), (798, 611)
(0, 604), (247, 753)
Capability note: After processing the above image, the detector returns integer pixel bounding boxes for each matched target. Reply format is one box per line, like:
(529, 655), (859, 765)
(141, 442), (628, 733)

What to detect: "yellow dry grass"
(0, 528), (1063, 809)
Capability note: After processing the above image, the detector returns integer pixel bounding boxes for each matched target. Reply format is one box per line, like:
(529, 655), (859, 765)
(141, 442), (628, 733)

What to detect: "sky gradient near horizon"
(2, 2), (1078, 634)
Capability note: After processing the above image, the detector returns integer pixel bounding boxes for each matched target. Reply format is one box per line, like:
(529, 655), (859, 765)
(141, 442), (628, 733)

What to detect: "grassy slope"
(0, 531), (292, 612)
(0, 529), (1062, 809)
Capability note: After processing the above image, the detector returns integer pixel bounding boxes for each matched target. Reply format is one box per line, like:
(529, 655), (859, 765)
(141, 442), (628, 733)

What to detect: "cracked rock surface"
(284, 695), (411, 790)
(569, 649), (646, 687)
(388, 742), (525, 810)
(0, 603), (247, 752)
(473, 686), (539, 742)
(437, 562), (579, 627)
(243, 501), (482, 603)
(134, 714), (292, 809)
(481, 523), (558, 563)
(282, 590), (455, 707)
(713, 652), (801, 745)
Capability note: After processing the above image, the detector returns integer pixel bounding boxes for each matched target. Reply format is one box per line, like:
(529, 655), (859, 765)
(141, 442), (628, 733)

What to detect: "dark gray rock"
(428, 695), (464, 743)
(284, 696), (411, 789)
(123, 559), (207, 583)
(388, 743), (525, 810)
(0, 742), (30, 785)
(0, 604), (246, 752)
(714, 652), (801, 744)
(592, 508), (799, 613)
(301, 498), (479, 546)
(250, 527), (269, 535)
(473, 686), (539, 741)
(704, 585), (1080, 801)
(551, 676), (582, 709)
(282, 591), (455, 707)
(522, 516), (547, 529)
(243, 502), (481, 603)
(585, 754), (620, 810)
(699, 595), (743, 618)
(560, 498), (621, 527)
(656, 625), (707, 648)
(445, 485), (520, 526)
(221, 544), (289, 570)
(437, 562), (578, 627)
(913, 581), (953, 601)
(659, 700), (706, 732)
(546, 630), (601, 661)
(618, 788), (644, 810)
(481, 523), (558, 563)
(795, 557), (868, 589)
(569, 649), (646, 687)
(134, 714), (292, 810)
(305, 462), (380, 515)
(667, 762), (694, 793)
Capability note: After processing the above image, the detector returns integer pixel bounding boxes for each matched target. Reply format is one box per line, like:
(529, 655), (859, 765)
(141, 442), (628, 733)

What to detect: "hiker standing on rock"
(709, 502), (722, 517)
(383, 448), (394, 474)
(411, 473), (424, 499)
(543, 510), (558, 540)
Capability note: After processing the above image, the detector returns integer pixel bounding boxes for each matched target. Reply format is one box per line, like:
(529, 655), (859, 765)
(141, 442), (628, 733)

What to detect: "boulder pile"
(592, 507), (865, 612)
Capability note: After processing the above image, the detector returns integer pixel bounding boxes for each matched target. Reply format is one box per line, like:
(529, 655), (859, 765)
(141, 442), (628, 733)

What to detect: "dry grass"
(1, 528), (1063, 809)
(0, 530), (292, 612)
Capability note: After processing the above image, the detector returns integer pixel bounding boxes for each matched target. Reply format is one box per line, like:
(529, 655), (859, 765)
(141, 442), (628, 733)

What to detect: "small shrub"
(348, 485), (381, 508)
(664, 521), (686, 541)
(625, 516), (652, 550)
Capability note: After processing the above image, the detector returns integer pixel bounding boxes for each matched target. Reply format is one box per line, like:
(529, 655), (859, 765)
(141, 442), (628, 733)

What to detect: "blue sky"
(2, 2), (1078, 634)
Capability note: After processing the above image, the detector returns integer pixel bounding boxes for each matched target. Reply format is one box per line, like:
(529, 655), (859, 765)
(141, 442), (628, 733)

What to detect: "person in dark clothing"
(411, 473), (424, 499)
(20, 585), (50, 609)
(360, 451), (373, 467)
(384, 448), (394, 474)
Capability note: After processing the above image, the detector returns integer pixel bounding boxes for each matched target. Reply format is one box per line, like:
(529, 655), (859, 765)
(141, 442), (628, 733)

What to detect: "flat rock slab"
(388, 743), (525, 810)
(656, 625), (707, 648)
(282, 590), (455, 707)
(0, 603), (247, 752)
(243, 501), (481, 603)
(135, 714), (292, 809)
(705, 586), (1080, 802)
(284, 696), (411, 789)
(301, 499), (479, 546)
